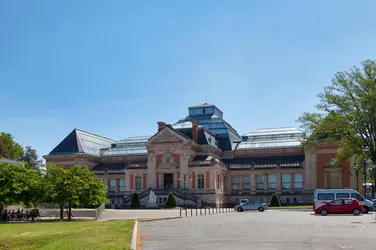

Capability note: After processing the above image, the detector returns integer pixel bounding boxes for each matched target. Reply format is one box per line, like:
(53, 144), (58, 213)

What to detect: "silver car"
(234, 201), (268, 212)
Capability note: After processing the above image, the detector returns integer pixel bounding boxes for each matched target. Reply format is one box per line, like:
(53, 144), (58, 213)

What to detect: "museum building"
(44, 103), (357, 208)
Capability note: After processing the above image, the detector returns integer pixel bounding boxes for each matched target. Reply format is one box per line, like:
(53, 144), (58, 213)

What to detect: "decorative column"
(290, 173), (294, 189)
(264, 175), (268, 191)
(147, 150), (156, 188)
(276, 173), (281, 193)
(179, 152), (189, 188)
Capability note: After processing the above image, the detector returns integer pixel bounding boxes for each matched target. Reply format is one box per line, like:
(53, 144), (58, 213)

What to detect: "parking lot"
(139, 210), (376, 249)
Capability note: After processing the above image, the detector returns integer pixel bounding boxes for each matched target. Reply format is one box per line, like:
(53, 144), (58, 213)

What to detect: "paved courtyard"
(139, 210), (376, 250)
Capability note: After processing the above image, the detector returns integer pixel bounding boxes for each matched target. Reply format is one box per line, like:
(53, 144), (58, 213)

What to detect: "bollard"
(185, 209), (187, 217)
(205, 208), (207, 215)
(191, 209), (193, 216)
(196, 208), (198, 216)
(200, 208), (202, 215)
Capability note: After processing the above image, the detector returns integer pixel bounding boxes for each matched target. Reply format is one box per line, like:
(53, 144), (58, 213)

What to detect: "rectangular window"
(110, 179), (116, 192)
(293, 173), (303, 189)
(135, 176), (142, 190)
(119, 179), (125, 192)
(256, 175), (264, 190)
(350, 193), (364, 201)
(217, 174), (220, 189)
(197, 174), (205, 189)
(231, 176), (240, 190)
(242, 176), (250, 190)
(268, 174), (276, 189)
(281, 174), (291, 189)
(318, 193), (334, 200)
(224, 175), (227, 190)
(336, 193), (349, 198)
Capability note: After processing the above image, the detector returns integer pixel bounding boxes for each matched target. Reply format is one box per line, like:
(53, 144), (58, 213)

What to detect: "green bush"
(269, 193), (281, 207)
(165, 193), (177, 208)
(130, 193), (140, 208)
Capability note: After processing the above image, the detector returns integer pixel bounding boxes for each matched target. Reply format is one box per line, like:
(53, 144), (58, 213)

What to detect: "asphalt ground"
(139, 210), (376, 250)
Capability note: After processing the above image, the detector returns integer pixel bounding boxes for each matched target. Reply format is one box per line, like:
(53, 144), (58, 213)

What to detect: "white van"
(313, 189), (374, 213)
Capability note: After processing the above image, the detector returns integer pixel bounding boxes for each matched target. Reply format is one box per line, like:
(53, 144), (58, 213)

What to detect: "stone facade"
(43, 104), (360, 208)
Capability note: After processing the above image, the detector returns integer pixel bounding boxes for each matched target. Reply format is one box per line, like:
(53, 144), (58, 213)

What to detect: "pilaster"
(276, 173), (281, 193)
(147, 151), (156, 188)
(250, 173), (256, 193)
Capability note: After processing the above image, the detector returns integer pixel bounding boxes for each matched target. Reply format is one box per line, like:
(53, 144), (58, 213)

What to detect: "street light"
(178, 173), (192, 209)
(362, 144), (370, 197)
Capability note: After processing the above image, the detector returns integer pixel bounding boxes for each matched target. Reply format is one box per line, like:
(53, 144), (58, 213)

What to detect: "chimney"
(157, 121), (166, 132)
(192, 120), (198, 142)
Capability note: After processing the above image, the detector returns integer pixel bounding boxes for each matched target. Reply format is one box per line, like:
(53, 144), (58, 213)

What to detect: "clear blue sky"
(1, 0), (376, 158)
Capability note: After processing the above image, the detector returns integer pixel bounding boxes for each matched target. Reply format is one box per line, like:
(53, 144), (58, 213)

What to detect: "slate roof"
(175, 126), (218, 148)
(48, 129), (114, 157)
(235, 128), (305, 150)
(102, 136), (150, 157)
(0, 157), (24, 166)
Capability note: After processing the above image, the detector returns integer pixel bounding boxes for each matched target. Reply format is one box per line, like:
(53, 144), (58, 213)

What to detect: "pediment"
(147, 127), (187, 145)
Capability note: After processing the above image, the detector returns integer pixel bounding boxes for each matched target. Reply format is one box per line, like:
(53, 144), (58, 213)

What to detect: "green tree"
(65, 166), (107, 220)
(0, 162), (44, 212)
(44, 164), (68, 220)
(130, 193), (140, 208)
(269, 193), (281, 207)
(297, 59), (376, 166)
(0, 132), (23, 160)
(165, 193), (176, 208)
(44, 165), (107, 220)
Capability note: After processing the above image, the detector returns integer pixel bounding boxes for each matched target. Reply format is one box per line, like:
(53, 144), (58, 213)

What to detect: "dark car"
(315, 198), (364, 216)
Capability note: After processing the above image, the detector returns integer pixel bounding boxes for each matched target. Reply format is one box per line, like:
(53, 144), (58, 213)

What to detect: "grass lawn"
(269, 205), (313, 209)
(0, 220), (135, 250)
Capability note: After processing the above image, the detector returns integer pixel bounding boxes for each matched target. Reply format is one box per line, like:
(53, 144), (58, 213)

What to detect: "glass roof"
(236, 128), (305, 150)
(102, 136), (150, 157)
(76, 130), (114, 156)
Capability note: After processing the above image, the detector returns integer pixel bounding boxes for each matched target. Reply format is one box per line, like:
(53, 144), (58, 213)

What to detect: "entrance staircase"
(123, 188), (198, 207)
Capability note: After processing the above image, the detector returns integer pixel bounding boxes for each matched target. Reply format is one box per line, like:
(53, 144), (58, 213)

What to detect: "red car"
(315, 198), (364, 216)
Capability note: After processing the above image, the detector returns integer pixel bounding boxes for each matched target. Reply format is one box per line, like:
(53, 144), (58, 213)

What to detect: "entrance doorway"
(163, 173), (174, 189)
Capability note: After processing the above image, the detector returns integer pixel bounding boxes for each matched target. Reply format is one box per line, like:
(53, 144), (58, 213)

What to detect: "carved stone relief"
(158, 151), (178, 169)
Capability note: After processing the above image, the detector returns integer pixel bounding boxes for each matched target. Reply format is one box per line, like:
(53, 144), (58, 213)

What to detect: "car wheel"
(237, 207), (243, 212)
(363, 206), (369, 214)
(258, 207), (264, 212)
(320, 209), (328, 216)
(353, 208), (360, 216)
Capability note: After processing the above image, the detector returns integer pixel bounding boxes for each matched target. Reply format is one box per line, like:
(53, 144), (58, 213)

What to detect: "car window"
(318, 193), (334, 200)
(330, 200), (343, 205)
(344, 199), (354, 205)
(336, 193), (349, 198)
(350, 193), (364, 201)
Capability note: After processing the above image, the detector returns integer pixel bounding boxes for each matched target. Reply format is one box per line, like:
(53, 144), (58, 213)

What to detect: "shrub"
(269, 193), (281, 207)
(130, 193), (140, 208)
(165, 193), (177, 208)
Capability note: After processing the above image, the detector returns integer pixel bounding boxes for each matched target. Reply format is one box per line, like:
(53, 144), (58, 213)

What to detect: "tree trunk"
(68, 204), (72, 221)
(59, 203), (64, 220)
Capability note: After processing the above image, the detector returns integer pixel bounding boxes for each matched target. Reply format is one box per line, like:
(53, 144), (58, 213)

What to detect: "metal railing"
(179, 207), (234, 217)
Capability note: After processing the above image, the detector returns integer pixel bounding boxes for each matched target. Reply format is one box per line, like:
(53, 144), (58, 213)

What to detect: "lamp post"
(362, 145), (370, 197)
(178, 173), (192, 209)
